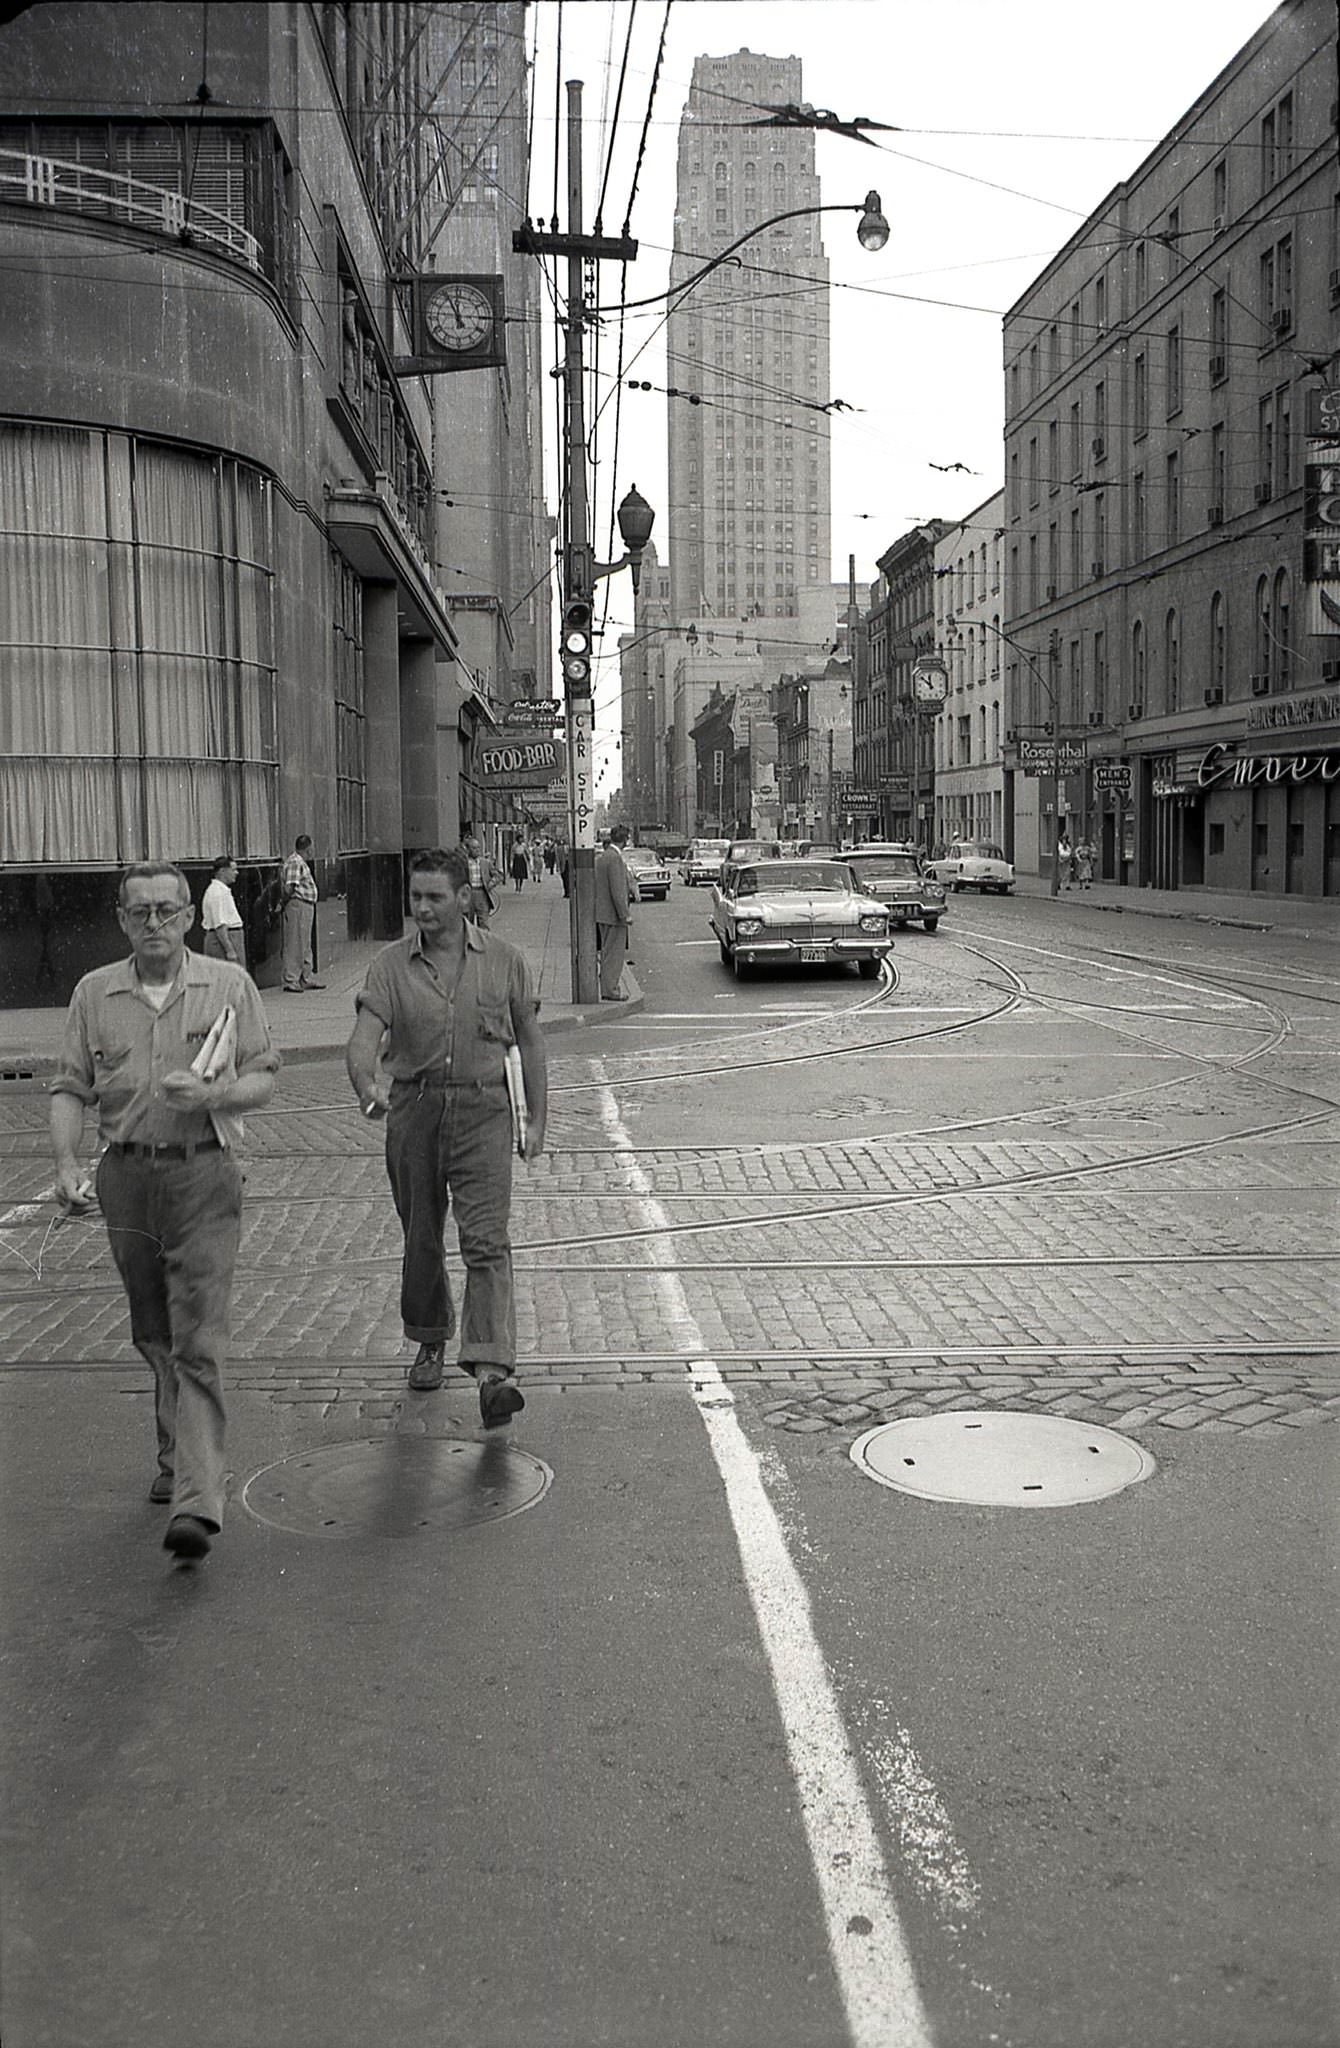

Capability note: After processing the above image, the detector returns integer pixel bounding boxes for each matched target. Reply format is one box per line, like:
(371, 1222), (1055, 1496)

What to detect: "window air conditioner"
(1321, 659), (1340, 682)
(1254, 482), (1272, 504)
(1270, 306), (1292, 333)
(1127, 701), (1144, 720)
(1091, 436), (1106, 460)
(1207, 505), (1224, 527)
(1091, 560), (1105, 579)
(1203, 685), (1224, 706)
(1209, 355), (1226, 380)
(1250, 673), (1271, 695)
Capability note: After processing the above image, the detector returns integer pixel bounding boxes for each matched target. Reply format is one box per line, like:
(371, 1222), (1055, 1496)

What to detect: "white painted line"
(594, 1065), (936, 2048)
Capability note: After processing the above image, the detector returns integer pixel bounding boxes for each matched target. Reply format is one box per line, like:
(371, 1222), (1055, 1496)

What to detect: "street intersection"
(2, 878), (1336, 2047)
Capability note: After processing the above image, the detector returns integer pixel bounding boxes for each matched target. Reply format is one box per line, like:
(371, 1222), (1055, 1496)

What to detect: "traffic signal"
(561, 597), (593, 696)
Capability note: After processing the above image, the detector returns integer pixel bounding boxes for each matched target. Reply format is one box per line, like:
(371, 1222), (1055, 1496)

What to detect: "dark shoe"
(477, 1370), (524, 1429)
(282, 984), (307, 992)
(301, 979), (327, 990)
(164, 1515), (211, 1561)
(601, 993), (629, 1002)
(407, 1342), (445, 1391)
(149, 1471), (173, 1505)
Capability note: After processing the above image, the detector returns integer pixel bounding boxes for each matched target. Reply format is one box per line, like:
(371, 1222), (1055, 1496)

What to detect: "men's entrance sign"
(1093, 760), (1132, 795)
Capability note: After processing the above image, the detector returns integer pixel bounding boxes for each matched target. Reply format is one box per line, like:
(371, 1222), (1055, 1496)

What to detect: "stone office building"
(1002, 0), (1339, 898)
(0, 1), (523, 1004)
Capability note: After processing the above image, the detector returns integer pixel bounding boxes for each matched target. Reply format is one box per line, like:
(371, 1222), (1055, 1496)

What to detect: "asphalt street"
(2, 874), (1337, 2048)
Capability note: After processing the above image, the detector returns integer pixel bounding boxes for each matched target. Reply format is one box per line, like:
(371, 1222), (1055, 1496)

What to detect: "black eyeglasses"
(123, 902), (189, 928)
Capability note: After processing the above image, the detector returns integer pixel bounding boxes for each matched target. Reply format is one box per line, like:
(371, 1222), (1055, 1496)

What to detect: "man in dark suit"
(593, 825), (633, 1001)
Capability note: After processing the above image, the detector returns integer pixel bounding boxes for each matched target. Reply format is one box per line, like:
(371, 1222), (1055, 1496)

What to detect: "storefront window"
(0, 421), (277, 863)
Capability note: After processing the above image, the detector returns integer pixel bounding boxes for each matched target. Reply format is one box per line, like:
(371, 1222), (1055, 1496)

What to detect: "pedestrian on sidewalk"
(280, 835), (326, 990)
(543, 837), (557, 878)
(1057, 831), (1073, 889)
(49, 862), (278, 1562)
(464, 834), (498, 927)
(1076, 839), (1095, 890)
(510, 841), (529, 893)
(345, 845), (548, 1423)
(594, 823), (633, 1000)
(202, 855), (247, 967)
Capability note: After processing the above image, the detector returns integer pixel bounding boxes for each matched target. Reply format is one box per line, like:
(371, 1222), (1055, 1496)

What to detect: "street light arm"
(618, 197), (885, 312)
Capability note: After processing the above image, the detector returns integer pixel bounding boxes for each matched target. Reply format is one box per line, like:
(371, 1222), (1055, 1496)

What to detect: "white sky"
(522, 0), (1277, 773)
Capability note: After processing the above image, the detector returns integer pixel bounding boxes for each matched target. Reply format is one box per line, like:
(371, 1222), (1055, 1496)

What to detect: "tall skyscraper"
(667, 50), (831, 625)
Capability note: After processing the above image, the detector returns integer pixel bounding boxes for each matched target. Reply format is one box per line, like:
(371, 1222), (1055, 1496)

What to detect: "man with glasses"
(49, 863), (279, 1562)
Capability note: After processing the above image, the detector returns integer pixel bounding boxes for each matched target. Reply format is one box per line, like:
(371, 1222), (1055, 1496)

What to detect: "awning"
(326, 481), (460, 657)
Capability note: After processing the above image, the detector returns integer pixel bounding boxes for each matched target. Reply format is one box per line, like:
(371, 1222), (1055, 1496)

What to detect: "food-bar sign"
(478, 737), (561, 788)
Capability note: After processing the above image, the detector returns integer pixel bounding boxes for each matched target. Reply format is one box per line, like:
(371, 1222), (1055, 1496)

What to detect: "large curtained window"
(0, 422), (277, 863)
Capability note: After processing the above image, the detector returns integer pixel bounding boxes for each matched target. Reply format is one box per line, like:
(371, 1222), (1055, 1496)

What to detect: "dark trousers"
(385, 1078), (516, 1367)
(96, 1147), (243, 1528)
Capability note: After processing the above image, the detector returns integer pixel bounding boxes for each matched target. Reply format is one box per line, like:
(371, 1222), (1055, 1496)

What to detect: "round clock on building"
(424, 281), (494, 351)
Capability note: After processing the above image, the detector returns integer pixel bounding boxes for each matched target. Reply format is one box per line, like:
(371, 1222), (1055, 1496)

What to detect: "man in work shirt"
(594, 823), (633, 1001)
(280, 833), (325, 991)
(345, 846), (547, 1418)
(50, 862), (278, 1562)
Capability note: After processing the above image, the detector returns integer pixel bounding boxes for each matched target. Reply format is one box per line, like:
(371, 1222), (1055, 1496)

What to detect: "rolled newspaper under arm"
(504, 1043), (529, 1157)
(190, 1004), (237, 1082)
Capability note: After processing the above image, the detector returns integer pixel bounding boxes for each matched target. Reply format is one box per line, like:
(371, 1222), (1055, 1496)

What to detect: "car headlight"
(858, 914), (885, 933)
(736, 918), (763, 937)
(927, 883), (945, 899)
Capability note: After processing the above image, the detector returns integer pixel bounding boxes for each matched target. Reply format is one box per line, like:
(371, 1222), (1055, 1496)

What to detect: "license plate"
(799, 946), (828, 962)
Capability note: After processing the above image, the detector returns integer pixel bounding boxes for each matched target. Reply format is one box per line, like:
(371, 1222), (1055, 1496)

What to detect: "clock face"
(914, 669), (947, 703)
(425, 282), (493, 351)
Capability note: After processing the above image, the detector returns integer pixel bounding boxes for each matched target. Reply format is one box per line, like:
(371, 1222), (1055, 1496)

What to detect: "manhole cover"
(849, 1411), (1154, 1508)
(242, 1435), (552, 1539)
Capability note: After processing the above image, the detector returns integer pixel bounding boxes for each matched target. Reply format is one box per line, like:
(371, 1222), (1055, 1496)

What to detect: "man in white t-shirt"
(202, 857), (246, 966)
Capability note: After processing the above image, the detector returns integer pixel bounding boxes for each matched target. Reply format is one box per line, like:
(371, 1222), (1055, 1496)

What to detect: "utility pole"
(561, 81), (598, 1003)
(513, 85), (640, 1003)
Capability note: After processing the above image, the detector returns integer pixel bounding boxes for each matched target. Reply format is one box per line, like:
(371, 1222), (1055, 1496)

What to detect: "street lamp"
(948, 612), (1065, 897)
(619, 191), (891, 311)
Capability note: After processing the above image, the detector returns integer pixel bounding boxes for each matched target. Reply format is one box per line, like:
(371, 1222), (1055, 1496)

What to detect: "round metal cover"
(850, 1410), (1154, 1508)
(242, 1435), (552, 1539)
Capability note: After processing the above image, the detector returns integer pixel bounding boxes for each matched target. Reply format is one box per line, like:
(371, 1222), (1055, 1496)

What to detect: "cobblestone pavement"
(4, 897), (1338, 1447)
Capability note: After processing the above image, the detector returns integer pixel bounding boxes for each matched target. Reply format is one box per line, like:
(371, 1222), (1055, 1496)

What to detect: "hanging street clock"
(397, 274), (506, 375)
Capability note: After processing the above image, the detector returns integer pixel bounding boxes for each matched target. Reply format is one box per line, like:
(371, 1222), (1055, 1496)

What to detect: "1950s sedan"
(709, 859), (893, 979)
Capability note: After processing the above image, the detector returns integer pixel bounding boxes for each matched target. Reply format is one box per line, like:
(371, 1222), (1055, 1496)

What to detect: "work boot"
(407, 1342), (445, 1391)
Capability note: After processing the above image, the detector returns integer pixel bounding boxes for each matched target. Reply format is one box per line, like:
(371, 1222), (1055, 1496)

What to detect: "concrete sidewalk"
(0, 872), (641, 1076)
(1006, 869), (1339, 941)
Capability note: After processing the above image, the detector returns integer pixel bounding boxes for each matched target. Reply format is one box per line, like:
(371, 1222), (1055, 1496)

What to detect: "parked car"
(845, 847), (947, 932)
(624, 845), (671, 901)
(709, 858), (893, 979)
(925, 840), (1015, 893)
(680, 837), (731, 887)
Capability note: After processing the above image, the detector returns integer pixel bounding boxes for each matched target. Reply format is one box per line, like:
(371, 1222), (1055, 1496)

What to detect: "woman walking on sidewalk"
(510, 843), (529, 893)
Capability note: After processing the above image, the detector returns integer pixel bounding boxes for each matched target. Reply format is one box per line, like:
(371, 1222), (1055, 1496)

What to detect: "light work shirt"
(52, 951), (279, 1146)
(355, 922), (538, 1086)
(202, 878), (244, 932)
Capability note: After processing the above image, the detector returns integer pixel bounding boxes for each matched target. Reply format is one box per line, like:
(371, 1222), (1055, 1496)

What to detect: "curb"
(0, 975), (645, 1087)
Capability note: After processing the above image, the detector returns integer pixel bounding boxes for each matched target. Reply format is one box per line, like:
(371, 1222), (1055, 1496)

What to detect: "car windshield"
(736, 863), (848, 896)
(964, 843), (1006, 860)
(849, 854), (920, 880)
(625, 849), (659, 865)
(694, 841), (729, 856)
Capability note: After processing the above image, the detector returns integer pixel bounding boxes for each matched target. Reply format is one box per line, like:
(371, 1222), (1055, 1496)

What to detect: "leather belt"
(108, 1134), (223, 1160)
